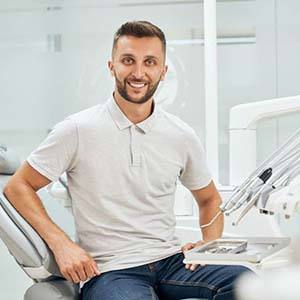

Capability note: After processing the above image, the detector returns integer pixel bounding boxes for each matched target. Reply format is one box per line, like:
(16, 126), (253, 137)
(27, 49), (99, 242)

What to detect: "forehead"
(113, 36), (164, 58)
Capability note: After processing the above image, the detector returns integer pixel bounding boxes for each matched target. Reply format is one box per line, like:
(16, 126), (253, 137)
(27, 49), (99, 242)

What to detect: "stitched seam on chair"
(45, 284), (64, 299)
(160, 279), (217, 292)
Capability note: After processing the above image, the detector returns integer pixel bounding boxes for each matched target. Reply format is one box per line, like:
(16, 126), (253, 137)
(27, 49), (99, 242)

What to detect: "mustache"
(125, 77), (150, 84)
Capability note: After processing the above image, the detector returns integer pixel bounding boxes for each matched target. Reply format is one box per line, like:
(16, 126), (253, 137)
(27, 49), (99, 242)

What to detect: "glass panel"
(0, 6), (80, 159)
(217, 0), (277, 185)
(0, 2), (205, 220)
(0, 2), (207, 158)
(218, 0), (300, 185)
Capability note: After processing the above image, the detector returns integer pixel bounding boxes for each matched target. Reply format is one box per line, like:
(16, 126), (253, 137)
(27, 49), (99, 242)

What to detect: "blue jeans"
(82, 252), (250, 300)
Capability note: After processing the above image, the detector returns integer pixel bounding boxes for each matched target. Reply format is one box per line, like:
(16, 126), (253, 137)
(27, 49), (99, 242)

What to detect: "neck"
(113, 91), (154, 124)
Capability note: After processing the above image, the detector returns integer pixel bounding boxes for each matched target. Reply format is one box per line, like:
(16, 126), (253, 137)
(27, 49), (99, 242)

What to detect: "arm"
(3, 162), (100, 283)
(191, 180), (223, 242)
(179, 129), (223, 269)
(181, 181), (224, 271)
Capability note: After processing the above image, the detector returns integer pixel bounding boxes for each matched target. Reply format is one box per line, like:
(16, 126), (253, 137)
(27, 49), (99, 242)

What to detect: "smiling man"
(111, 35), (164, 105)
(4, 21), (250, 300)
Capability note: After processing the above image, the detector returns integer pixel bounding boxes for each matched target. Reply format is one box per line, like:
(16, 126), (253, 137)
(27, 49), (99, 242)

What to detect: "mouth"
(127, 81), (148, 89)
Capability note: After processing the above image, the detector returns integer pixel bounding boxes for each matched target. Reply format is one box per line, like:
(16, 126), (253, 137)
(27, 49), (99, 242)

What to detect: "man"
(4, 21), (249, 300)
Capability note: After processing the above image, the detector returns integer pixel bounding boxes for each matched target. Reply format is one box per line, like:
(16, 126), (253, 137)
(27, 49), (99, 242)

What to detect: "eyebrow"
(144, 55), (158, 60)
(120, 53), (159, 60)
(120, 53), (135, 58)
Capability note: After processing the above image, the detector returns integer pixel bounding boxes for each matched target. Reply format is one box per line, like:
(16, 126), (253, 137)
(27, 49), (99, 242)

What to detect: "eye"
(122, 57), (134, 65)
(145, 59), (156, 66)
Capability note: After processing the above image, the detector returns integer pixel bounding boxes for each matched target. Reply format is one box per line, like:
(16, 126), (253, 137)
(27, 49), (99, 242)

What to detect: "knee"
(233, 265), (252, 275)
(215, 265), (252, 292)
(214, 265), (253, 300)
(229, 265), (253, 283)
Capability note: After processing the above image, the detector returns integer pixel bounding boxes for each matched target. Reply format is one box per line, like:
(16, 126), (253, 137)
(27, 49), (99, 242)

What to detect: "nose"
(131, 62), (145, 79)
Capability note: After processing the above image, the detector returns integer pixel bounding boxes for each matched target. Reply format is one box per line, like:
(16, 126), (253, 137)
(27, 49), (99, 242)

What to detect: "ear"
(108, 60), (114, 77)
(160, 65), (168, 81)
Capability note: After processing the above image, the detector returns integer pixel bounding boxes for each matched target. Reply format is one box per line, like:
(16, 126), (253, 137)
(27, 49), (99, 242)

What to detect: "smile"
(127, 81), (148, 89)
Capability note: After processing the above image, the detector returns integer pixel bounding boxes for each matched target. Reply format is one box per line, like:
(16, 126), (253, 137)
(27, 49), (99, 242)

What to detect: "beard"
(114, 72), (161, 104)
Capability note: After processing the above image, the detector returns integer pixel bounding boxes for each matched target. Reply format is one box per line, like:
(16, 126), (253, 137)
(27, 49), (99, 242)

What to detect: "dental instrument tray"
(193, 239), (248, 254)
(183, 237), (290, 264)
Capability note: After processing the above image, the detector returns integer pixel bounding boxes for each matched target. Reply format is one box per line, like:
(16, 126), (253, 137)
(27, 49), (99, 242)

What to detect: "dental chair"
(0, 144), (80, 299)
(0, 178), (80, 300)
(0, 144), (202, 300)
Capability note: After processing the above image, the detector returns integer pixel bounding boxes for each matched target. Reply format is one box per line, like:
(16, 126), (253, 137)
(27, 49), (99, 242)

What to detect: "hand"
(51, 238), (101, 283)
(181, 240), (206, 271)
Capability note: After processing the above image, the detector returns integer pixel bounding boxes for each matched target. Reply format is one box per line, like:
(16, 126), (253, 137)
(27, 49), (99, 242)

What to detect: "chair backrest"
(0, 178), (63, 281)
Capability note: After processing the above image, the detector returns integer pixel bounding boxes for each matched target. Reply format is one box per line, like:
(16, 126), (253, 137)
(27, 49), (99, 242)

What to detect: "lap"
(81, 253), (251, 300)
(157, 253), (251, 300)
(82, 268), (159, 300)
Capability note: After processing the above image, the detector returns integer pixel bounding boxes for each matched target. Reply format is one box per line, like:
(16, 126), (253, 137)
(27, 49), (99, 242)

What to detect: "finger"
(92, 261), (101, 276)
(68, 270), (81, 284)
(76, 266), (88, 281)
(190, 264), (199, 271)
(84, 263), (95, 279)
(181, 243), (192, 251)
(185, 263), (191, 269)
(86, 260), (99, 278)
(182, 243), (195, 252)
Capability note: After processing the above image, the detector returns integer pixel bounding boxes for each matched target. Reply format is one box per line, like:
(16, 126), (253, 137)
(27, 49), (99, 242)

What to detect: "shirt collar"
(107, 95), (160, 134)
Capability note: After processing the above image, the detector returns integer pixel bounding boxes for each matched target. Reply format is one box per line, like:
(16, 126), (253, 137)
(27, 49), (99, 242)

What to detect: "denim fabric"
(82, 252), (250, 300)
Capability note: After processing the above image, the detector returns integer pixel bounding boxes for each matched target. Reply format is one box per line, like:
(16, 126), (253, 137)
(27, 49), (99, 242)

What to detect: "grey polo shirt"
(27, 96), (212, 274)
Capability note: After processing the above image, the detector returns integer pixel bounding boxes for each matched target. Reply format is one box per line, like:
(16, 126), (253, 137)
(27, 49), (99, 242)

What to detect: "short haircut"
(112, 21), (166, 56)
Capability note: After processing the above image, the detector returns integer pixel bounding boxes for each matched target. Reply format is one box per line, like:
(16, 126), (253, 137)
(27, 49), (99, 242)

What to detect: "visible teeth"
(128, 82), (146, 88)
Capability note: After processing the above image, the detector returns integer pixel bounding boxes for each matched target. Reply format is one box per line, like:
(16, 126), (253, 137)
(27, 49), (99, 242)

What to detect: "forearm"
(3, 181), (71, 251)
(199, 197), (224, 241)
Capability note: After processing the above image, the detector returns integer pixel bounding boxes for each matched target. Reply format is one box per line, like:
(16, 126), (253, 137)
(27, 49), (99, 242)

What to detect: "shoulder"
(55, 102), (108, 132)
(67, 103), (106, 125)
(158, 108), (198, 140)
(48, 104), (106, 141)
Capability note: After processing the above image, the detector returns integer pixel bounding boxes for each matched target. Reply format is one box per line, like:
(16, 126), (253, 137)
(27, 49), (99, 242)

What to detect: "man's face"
(108, 35), (168, 104)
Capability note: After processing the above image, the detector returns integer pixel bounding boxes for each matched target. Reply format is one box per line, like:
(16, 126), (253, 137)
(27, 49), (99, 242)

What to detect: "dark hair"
(112, 21), (166, 56)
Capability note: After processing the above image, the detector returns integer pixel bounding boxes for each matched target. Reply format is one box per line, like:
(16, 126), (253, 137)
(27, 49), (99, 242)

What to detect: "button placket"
(130, 125), (141, 167)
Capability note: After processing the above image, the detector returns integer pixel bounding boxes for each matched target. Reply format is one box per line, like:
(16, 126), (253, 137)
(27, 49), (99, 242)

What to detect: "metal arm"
(222, 127), (300, 226)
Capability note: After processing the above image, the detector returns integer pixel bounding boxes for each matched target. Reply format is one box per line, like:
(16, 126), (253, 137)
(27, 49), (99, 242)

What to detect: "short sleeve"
(179, 129), (212, 190)
(27, 118), (78, 182)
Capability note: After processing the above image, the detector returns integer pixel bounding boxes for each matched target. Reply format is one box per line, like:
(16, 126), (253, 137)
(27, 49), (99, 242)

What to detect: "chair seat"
(24, 279), (79, 300)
